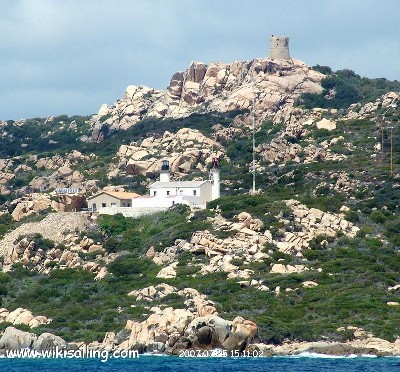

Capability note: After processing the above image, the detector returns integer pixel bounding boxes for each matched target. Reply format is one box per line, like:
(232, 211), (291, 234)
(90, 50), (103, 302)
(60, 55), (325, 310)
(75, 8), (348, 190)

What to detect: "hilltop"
(0, 53), (400, 356)
(89, 57), (323, 140)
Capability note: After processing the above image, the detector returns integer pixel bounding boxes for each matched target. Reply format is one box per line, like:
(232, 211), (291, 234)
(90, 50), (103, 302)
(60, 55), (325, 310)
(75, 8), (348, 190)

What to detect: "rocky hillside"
(90, 58), (323, 141)
(0, 56), (400, 355)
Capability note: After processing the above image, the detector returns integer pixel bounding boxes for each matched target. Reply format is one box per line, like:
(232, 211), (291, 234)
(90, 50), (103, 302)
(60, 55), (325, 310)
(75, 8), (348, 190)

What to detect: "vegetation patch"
(300, 67), (400, 109)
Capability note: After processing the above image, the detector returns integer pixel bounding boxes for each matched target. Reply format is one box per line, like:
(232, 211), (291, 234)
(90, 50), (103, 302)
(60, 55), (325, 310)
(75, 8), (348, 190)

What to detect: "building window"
(92, 203), (97, 211)
(111, 202), (116, 207)
(193, 190), (197, 196)
(172, 201), (175, 205)
(122, 203), (126, 207)
(102, 203), (106, 208)
(167, 191), (170, 195)
(128, 203), (131, 207)
(153, 191), (157, 196)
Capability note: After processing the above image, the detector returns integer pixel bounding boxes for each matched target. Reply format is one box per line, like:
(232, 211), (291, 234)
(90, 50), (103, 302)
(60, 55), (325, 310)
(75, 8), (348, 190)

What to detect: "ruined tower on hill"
(269, 35), (290, 60)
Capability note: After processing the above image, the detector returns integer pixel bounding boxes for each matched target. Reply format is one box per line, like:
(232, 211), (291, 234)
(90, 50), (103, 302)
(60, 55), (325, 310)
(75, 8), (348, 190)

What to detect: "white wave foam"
(282, 352), (377, 359)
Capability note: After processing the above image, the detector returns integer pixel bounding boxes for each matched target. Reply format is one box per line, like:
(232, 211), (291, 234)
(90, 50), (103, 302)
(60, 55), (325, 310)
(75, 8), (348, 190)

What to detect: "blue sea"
(1, 355), (400, 371)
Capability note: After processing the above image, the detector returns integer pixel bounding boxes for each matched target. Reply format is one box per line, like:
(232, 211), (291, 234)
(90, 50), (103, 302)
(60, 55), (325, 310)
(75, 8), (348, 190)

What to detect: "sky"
(1, 0), (399, 120)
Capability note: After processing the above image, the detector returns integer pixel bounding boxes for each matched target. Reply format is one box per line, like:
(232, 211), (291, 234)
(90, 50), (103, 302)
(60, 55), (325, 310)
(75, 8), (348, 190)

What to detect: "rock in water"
(0, 327), (37, 350)
(0, 327), (68, 351)
(33, 333), (67, 351)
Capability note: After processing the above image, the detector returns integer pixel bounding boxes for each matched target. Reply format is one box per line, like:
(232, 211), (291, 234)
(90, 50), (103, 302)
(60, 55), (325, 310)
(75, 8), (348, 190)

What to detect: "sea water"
(1, 355), (400, 372)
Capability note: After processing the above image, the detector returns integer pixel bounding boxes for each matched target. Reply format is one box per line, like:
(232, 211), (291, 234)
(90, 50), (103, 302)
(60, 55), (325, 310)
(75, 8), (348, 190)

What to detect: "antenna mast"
(380, 97), (398, 162)
(252, 93), (256, 194)
(251, 62), (256, 195)
(387, 126), (394, 177)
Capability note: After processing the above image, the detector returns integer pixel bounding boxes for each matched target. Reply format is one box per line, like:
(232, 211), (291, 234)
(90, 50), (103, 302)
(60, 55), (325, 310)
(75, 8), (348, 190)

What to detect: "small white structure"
(87, 190), (140, 213)
(160, 159), (171, 182)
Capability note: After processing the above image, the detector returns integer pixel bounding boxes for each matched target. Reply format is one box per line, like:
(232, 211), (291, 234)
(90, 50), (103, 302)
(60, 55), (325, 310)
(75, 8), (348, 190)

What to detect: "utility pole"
(252, 93), (256, 194)
(391, 127), (394, 177)
(381, 118), (385, 161)
(380, 98), (398, 161)
(248, 60), (257, 195)
(388, 126), (394, 177)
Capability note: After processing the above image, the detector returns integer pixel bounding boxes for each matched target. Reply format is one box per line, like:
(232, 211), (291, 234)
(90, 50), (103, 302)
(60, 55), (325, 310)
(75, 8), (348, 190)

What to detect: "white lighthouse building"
(147, 158), (220, 209)
(90, 159), (221, 217)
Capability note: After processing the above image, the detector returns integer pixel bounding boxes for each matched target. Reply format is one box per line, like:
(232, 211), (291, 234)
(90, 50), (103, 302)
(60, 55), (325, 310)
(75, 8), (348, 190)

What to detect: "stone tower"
(269, 35), (290, 60)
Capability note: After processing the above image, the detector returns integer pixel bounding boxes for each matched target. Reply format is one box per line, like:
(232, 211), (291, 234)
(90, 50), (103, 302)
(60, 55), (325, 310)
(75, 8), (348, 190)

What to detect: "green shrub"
(370, 210), (387, 224)
(299, 67), (400, 110)
(0, 214), (14, 238)
(107, 255), (158, 277)
(10, 263), (34, 277)
(271, 251), (292, 263)
(103, 236), (123, 253)
(0, 272), (10, 284)
(303, 249), (322, 261)
(190, 209), (213, 222)
(384, 217), (400, 246)
(255, 316), (291, 344)
(100, 207), (211, 255)
(33, 234), (55, 250)
(312, 65), (332, 75)
(345, 210), (360, 223)
(308, 235), (335, 250)
(176, 265), (199, 277)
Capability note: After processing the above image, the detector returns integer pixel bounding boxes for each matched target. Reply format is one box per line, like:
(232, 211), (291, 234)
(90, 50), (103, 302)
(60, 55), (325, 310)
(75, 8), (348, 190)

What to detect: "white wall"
(211, 169), (220, 200)
(148, 182), (214, 207)
(99, 206), (169, 218)
(198, 182), (212, 205)
(131, 195), (186, 208)
(149, 186), (200, 198)
(88, 194), (131, 211)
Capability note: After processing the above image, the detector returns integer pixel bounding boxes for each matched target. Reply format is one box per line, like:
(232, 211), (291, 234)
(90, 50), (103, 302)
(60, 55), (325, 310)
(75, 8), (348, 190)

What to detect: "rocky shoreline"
(249, 339), (400, 357)
(1, 325), (400, 358)
(1, 272), (399, 359)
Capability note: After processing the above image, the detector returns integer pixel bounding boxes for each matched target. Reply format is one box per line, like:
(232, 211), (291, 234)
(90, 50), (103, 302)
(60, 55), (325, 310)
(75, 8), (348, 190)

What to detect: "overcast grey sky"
(1, 0), (399, 120)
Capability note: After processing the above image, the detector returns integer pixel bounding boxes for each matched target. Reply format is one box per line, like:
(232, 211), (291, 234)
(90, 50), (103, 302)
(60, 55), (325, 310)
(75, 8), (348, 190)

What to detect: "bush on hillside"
(299, 67), (400, 109)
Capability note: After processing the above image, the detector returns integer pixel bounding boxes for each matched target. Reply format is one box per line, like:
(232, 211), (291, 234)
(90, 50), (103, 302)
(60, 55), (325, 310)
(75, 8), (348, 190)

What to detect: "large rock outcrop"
(118, 308), (258, 355)
(182, 315), (257, 354)
(275, 199), (360, 254)
(0, 212), (93, 260)
(117, 128), (225, 178)
(151, 203), (358, 284)
(2, 233), (108, 278)
(0, 327), (37, 350)
(91, 58), (324, 139)
(102, 285), (257, 354)
(152, 212), (270, 280)
(0, 308), (51, 328)
(0, 327), (67, 351)
(9, 193), (88, 222)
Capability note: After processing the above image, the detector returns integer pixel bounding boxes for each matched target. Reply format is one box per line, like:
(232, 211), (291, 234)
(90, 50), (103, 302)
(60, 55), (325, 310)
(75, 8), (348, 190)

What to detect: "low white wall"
(131, 196), (181, 208)
(98, 206), (169, 218)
